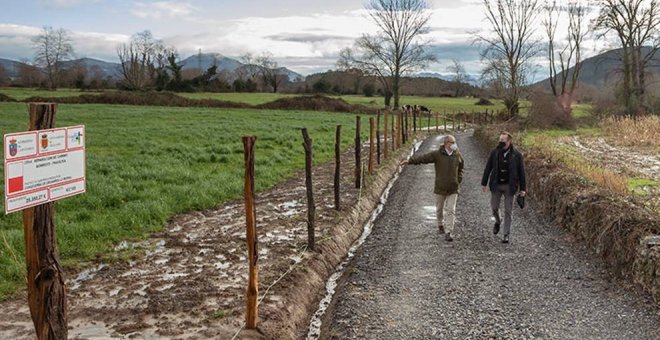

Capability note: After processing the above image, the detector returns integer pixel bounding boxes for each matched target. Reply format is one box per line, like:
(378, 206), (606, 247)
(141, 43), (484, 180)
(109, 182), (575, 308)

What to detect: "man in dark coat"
(402, 135), (464, 241)
(481, 131), (526, 243)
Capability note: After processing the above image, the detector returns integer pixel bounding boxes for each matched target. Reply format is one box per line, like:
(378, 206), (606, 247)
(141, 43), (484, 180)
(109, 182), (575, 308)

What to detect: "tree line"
(1, 0), (658, 115)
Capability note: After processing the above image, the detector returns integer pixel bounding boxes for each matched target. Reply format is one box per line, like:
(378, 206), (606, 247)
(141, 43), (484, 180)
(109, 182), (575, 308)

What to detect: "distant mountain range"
(0, 58), (24, 77)
(0, 53), (304, 82)
(415, 72), (481, 86)
(533, 47), (660, 89)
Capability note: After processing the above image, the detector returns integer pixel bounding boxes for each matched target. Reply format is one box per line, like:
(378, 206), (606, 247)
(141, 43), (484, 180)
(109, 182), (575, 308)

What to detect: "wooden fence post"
(242, 135), (259, 329)
(355, 116), (361, 189)
(443, 111), (447, 132)
(413, 109), (417, 132)
(369, 117), (374, 175)
(383, 110), (388, 159)
(376, 111), (381, 165)
(427, 111), (431, 132)
(23, 103), (67, 340)
(403, 111), (408, 144)
(435, 111), (439, 132)
(301, 129), (315, 251)
(334, 125), (341, 211)
(391, 111), (396, 151)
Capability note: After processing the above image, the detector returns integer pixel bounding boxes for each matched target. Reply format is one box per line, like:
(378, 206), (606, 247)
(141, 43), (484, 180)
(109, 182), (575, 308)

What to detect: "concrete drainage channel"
(306, 140), (424, 340)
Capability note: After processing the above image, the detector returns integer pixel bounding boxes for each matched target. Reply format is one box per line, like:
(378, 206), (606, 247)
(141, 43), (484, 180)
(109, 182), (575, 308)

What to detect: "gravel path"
(319, 132), (660, 340)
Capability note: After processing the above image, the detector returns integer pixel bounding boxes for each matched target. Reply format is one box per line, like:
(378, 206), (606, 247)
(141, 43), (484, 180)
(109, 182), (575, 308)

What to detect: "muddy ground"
(0, 136), (408, 339)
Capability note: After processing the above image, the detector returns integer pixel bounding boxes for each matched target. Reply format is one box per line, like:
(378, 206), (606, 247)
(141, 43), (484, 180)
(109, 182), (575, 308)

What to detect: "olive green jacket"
(409, 147), (464, 195)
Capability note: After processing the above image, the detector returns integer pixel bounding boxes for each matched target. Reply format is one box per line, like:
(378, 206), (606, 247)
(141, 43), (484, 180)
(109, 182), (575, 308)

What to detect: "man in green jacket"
(402, 135), (464, 241)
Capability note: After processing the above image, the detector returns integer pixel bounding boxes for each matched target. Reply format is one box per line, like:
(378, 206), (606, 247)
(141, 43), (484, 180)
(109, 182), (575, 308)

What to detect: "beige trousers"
(436, 193), (458, 234)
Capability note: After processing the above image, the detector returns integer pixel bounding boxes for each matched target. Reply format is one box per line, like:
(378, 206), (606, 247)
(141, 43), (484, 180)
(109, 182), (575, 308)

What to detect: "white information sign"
(4, 125), (86, 213)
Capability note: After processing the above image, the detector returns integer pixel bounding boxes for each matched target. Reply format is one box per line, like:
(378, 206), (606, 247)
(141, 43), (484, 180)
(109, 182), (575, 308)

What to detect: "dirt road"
(320, 132), (660, 339)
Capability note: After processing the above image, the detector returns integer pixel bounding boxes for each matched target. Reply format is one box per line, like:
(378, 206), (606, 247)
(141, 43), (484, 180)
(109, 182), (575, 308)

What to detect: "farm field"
(0, 87), (111, 101)
(0, 101), (368, 299)
(0, 87), (511, 113)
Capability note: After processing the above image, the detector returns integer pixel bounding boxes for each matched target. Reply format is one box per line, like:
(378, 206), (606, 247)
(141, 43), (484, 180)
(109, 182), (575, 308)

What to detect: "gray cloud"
(266, 33), (354, 44)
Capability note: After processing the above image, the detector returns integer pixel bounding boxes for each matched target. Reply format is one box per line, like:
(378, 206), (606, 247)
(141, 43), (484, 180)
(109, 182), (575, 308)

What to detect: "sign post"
(4, 103), (86, 340)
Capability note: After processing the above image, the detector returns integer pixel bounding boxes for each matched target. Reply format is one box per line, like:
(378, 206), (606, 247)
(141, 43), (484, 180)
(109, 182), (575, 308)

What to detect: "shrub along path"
(320, 132), (660, 339)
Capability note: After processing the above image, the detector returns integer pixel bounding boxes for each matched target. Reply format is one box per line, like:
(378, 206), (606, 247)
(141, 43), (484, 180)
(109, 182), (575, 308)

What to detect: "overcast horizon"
(0, 0), (610, 79)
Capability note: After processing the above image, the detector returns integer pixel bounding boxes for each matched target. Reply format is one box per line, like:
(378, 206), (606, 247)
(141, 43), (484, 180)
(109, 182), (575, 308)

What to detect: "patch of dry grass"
(601, 115), (660, 148)
(526, 134), (629, 195)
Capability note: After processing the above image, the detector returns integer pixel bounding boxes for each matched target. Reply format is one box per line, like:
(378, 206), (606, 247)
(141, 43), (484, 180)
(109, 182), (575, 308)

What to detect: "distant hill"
(302, 69), (480, 97)
(0, 53), (304, 83)
(534, 47), (660, 89)
(61, 57), (122, 79)
(180, 53), (244, 73)
(0, 58), (24, 78)
(179, 53), (303, 82)
(415, 72), (480, 86)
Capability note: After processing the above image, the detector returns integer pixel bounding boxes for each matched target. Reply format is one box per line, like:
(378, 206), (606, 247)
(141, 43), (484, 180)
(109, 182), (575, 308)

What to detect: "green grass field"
(0, 102), (370, 299)
(0, 87), (111, 101)
(178, 92), (300, 105)
(1, 88), (513, 113)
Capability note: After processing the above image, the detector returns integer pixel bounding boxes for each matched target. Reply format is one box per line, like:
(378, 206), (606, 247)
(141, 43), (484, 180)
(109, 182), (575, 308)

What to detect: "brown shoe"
(445, 233), (453, 242)
(438, 225), (445, 234)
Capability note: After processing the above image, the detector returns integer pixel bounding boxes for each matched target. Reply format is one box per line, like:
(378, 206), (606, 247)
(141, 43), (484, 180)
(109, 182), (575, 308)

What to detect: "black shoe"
(445, 233), (453, 242)
(438, 225), (445, 234)
(502, 235), (509, 243)
(493, 222), (500, 235)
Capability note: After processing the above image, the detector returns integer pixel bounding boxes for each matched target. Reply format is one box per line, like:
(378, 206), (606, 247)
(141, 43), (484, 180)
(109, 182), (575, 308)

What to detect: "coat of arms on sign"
(8, 139), (17, 157)
(41, 134), (48, 150)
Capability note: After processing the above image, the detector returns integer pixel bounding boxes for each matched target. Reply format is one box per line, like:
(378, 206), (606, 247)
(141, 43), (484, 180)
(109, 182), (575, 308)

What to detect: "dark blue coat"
(481, 146), (526, 194)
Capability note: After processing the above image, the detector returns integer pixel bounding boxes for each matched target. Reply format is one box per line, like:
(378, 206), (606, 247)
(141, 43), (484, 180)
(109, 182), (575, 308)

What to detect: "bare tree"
(256, 52), (285, 93)
(447, 58), (468, 97)
(475, 0), (542, 117)
(338, 46), (394, 104)
(32, 26), (74, 90)
(337, 0), (435, 108)
(117, 30), (163, 90)
(480, 57), (507, 99)
(543, 1), (588, 112)
(238, 53), (260, 82)
(594, 0), (660, 114)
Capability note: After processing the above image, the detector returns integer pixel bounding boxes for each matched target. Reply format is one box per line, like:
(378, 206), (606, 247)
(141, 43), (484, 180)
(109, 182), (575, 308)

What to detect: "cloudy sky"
(0, 0), (606, 78)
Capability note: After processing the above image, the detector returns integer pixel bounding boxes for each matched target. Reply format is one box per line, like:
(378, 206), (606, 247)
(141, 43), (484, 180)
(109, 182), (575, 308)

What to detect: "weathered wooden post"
(383, 110), (388, 159)
(443, 111), (447, 132)
(23, 103), (67, 340)
(403, 111), (408, 144)
(242, 135), (259, 329)
(435, 111), (439, 132)
(427, 111), (431, 132)
(391, 111), (396, 151)
(355, 116), (361, 189)
(368, 117), (374, 175)
(376, 111), (381, 165)
(334, 125), (341, 211)
(301, 129), (315, 250)
(413, 109), (417, 132)
(452, 113), (455, 130)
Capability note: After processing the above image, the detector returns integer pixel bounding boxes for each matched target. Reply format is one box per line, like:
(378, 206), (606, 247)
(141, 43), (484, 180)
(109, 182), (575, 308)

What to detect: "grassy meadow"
(0, 87), (510, 113)
(0, 101), (369, 299)
(0, 87), (111, 101)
